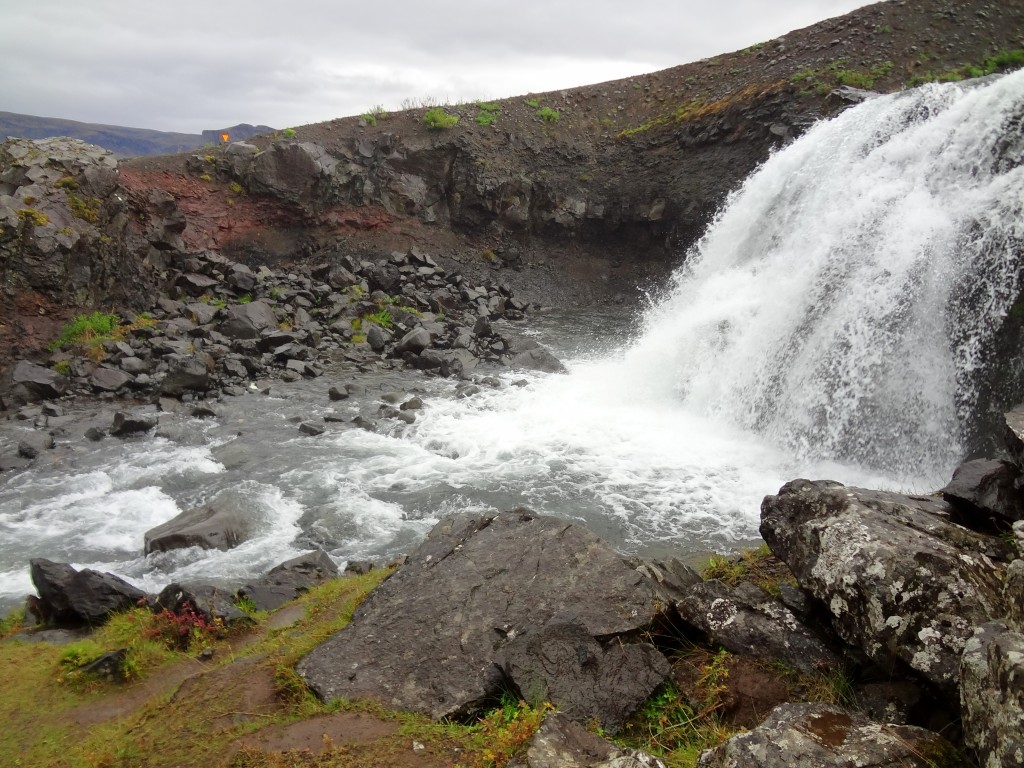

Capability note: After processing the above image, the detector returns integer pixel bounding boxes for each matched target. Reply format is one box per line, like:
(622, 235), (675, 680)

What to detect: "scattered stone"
(299, 421), (326, 436)
(155, 583), (248, 627)
(328, 386), (349, 401)
(81, 649), (129, 683)
(396, 328), (431, 355)
(90, 366), (133, 392)
(17, 432), (54, 459)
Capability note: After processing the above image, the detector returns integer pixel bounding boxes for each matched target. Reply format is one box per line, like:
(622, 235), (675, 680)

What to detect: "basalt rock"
(940, 458), (1024, 527)
(696, 702), (969, 768)
(677, 579), (840, 676)
(10, 361), (68, 403)
(498, 619), (669, 733)
(509, 712), (666, 768)
(960, 622), (1024, 768)
(760, 480), (1009, 697)
(144, 500), (253, 554)
(30, 559), (146, 627)
(110, 409), (158, 436)
(296, 509), (674, 720)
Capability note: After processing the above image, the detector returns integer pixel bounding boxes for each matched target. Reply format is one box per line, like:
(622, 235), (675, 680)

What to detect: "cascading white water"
(3, 72), (1024, 613)
(626, 70), (1024, 479)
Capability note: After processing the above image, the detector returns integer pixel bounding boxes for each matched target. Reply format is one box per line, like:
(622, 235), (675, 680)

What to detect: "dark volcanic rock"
(760, 480), (1007, 695)
(510, 346), (567, 374)
(509, 712), (666, 768)
(395, 327), (431, 355)
(697, 702), (969, 768)
(296, 510), (672, 720)
(960, 621), (1024, 768)
(218, 301), (278, 339)
(144, 500), (252, 554)
(10, 360), (68, 403)
(940, 458), (1024, 525)
(110, 409), (158, 436)
(499, 620), (669, 733)
(155, 582), (248, 627)
(30, 559), (146, 627)
(677, 579), (839, 675)
(90, 365), (133, 392)
(160, 353), (212, 396)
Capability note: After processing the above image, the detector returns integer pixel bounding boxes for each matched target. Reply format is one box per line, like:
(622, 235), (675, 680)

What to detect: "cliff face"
(2, 0), (1022, 369)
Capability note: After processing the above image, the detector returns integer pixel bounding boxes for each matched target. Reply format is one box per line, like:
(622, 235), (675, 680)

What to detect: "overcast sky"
(1, 1), (870, 134)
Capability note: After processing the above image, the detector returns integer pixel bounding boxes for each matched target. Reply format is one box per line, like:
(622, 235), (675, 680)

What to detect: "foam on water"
(3, 73), (1023, 610)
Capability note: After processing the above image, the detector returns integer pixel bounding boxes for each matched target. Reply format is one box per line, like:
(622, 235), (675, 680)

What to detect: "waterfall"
(626, 70), (1024, 480)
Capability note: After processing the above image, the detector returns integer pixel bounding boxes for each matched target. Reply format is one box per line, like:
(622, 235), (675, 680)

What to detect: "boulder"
(696, 702), (969, 768)
(365, 323), (391, 352)
(940, 458), (1024, 526)
(10, 360), (68, 403)
(90, 366), (133, 392)
(110, 409), (158, 436)
(499, 619), (669, 733)
(17, 431), (54, 459)
(266, 549), (338, 587)
(246, 141), (338, 204)
(761, 480), (1007, 695)
(960, 622), (1024, 768)
(296, 510), (673, 720)
(677, 580), (840, 675)
(219, 301), (278, 339)
(395, 327), (431, 355)
(509, 712), (667, 768)
(154, 583), (248, 627)
(511, 347), (567, 374)
(159, 354), (212, 396)
(30, 559), (146, 627)
(144, 500), (252, 554)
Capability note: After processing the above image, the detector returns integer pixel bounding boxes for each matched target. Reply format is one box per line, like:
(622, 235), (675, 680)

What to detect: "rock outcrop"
(296, 509), (672, 723)
(29, 558), (146, 627)
(760, 479), (1008, 697)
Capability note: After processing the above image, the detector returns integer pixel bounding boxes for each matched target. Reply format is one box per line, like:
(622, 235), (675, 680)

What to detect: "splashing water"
(3, 73), (1023, 610)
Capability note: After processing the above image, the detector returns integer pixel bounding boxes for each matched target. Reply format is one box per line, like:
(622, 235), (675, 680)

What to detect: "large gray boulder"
(760, 480), (1008, 695)
(509, 712), (666, 768)
(144, 500), (252, 554)
(10, 360), (68, 403)
(960, 622), (1024, 768)
(297, 510), (673, 720)
(697, 702), (969, 768)
(940, 458), (1024, 525)
(159, 353), (212, 396)
(677, 579), (839, 675)
(238, 549), (340, 611)
(30, 559), (146, 627)
(219, 301), (278, 339)
(499, 620), (668, 733)
(246, 141), (338, 205)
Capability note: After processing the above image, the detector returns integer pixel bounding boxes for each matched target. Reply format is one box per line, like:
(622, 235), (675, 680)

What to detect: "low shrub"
(423, 107), (459, 130)
(536, 106), (560, 123)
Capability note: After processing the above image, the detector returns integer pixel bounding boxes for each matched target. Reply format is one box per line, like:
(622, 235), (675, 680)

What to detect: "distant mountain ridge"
(0, 111), (275, 157)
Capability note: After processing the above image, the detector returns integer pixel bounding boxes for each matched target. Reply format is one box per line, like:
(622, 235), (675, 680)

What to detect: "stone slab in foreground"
(296, 509), (671, 721)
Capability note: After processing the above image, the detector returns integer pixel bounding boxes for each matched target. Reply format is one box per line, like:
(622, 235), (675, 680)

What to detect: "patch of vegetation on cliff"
(790, 59), (894, 95)
(66, 192), (101, 223)
(423, 107), (459, 130)
(616, 82), (788, 139)
(907, 47), (1024, 86)
(16, 207), (49, 227)
(702, 542), (795, 597)
(360, 105), (388, 126)
(475, 102), (501, 126)
(48, 311), (156, 361)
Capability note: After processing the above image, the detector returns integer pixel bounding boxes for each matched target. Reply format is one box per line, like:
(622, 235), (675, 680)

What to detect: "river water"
(3, 71), (1023, 613)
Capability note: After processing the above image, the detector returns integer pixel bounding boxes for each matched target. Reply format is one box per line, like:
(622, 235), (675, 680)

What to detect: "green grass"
(475, 101), (501, 126)
(360, 105), (388, 126)
(536, 106), (560, 123)
(525, 98), (540, 108)
(49, 311), (122, 353)
(908, 47), (1024, 86)
(16, 208), (48, 227)
(362, 308), (394, 329)
(66, 193), (101, 223)
(423, 107), (459, 130)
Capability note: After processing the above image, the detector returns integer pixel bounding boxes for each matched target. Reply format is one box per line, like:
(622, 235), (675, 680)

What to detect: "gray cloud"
(0, 1), (868, 133)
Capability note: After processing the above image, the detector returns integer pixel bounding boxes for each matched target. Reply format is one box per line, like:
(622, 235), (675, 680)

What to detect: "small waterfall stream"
(2, 72), (1023, 611)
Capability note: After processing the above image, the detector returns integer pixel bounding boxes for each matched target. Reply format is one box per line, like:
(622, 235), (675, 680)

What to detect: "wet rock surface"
(960, 621), (1024, 768)
(29, 558), (146, 627)
(296, 509), (674, 720)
